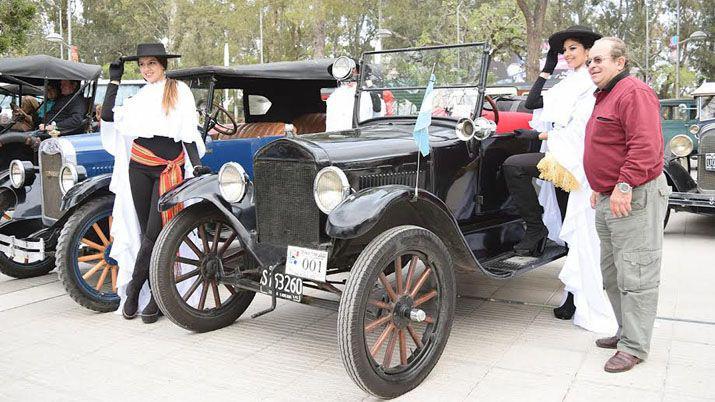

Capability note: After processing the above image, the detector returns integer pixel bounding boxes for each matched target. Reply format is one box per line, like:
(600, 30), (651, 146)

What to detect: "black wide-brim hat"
(121, 43), (180, 62)
(548, 25), (602, 53)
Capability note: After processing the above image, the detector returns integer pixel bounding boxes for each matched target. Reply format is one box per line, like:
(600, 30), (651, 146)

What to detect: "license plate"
(285, 245), (328, 282)
(259, 267), (303, 302)
(706, 153), (715, 171)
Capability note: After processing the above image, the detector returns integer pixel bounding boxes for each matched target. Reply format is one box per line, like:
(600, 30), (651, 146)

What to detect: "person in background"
(584, 37), (670, 373)
(36, 81), (60, 124)
(326, 62), (383, 131)
(39, 80), (86, 135)
(11, 96), (40, 131)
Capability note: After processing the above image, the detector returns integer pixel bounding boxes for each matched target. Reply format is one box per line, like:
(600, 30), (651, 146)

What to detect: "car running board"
(479, 241), (567, 279)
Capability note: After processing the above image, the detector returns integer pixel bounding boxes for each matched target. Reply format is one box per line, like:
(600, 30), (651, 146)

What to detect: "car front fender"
(158, 174), (221, 211)
(326, 185), (480, 273)
(663, 157), (696, 193)
(60, 173), (112, 211)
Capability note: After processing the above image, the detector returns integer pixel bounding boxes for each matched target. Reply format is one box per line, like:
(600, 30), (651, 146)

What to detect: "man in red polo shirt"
(583, 37), (671, 373)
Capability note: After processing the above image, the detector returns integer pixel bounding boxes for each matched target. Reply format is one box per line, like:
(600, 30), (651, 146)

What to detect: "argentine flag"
(412, 73), (435, 157)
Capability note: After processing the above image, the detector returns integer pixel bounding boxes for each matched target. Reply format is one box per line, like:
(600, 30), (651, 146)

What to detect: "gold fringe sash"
(536, 152), (580, 192)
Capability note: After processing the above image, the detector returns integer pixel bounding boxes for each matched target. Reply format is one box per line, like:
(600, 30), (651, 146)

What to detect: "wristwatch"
(616, 182), (632, 193)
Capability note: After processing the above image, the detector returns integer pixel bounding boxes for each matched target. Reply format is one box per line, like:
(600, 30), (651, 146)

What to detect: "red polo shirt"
(584, 73), (663, 193)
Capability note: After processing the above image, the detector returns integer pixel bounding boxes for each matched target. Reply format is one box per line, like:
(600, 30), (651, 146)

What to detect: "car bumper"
(0, 234), (45, 263)
(669, 191), (715, 209)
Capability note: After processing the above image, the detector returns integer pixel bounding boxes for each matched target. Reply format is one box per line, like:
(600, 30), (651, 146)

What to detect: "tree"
(0, 0), (36, 55)
(516, 0), (549, 82)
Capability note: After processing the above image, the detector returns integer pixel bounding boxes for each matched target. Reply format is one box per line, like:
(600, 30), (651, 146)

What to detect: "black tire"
(663, 207), (671, 229)
(56, 195), (120, 312)
(150, 203), (256, 333)
(338, 225), (456, 398)
(0, 191), (55, 278)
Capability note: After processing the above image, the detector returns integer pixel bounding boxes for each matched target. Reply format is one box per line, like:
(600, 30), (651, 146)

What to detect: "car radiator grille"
(698, 130), (715, 191)
(254, 160), (320, 247)
(40, 151), (63, 220)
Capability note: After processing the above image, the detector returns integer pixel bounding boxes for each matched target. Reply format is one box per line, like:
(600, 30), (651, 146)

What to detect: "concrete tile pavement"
(1, 212), (714, 401)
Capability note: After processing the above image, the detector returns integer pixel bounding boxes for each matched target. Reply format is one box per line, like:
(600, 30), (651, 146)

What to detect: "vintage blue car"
(1, 59), (339, 313)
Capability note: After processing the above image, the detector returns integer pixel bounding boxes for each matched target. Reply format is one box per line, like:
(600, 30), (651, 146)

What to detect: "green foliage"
(0, 0), (37, 55)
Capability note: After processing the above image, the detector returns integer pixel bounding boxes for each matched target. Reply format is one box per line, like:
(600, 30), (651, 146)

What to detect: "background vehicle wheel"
(56, 195), (120, 312)
(151, 203), (256, 333)
(0, 190), (55, 278)
(338, 225), (456, 398)
(663, 207), (671, 229)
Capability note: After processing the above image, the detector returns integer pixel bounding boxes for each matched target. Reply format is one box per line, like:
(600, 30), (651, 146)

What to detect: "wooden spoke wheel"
(150, 203), (255, 333)
(0, 191), (56, 279)
(57, 196), (120, 312)
(338, 225), (456, 399)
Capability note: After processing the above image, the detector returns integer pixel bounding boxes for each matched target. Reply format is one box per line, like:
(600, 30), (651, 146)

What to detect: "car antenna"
(413, 62), (437, 201)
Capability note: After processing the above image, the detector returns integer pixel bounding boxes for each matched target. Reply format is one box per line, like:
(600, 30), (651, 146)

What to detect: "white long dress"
(531, 67), (618, 334)
(100, 79), (205, 312)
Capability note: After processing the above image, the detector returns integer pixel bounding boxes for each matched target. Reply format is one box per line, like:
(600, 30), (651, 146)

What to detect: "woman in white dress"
(99, 43), (209, 323)
(503, 26), (617, 333)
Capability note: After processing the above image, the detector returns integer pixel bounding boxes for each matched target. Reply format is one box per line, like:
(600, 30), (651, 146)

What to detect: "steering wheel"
(202, 103), (237, 136)
(483, 95), (499, 125)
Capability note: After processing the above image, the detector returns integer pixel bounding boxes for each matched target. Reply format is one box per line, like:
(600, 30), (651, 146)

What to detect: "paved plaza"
(1, 211), (714, 401)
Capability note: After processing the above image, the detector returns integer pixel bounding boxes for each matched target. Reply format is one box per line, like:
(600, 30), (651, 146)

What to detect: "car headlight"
(330, 56), (356, 81)
(9, 160), (26, 189)
(689, 124), (700, 135)
(669, 134), (693, 158)
(313, 166), (350, 214)
(218, 162), (247, 203)
(59, 163), (80, 195)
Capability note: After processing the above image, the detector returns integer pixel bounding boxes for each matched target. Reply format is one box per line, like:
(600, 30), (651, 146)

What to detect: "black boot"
(122, 236), (154, 319)
(553, 292), (576, 320)
(503, 164), (549, 256)
(141, 295), (162, 324)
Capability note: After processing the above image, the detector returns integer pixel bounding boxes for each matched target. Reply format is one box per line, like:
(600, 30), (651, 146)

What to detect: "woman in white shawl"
(502, 26), (617, 334)
(99, 43), (208, 323)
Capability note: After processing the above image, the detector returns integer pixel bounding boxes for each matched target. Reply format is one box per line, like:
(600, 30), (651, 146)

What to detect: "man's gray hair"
(597, 37), (630, 68)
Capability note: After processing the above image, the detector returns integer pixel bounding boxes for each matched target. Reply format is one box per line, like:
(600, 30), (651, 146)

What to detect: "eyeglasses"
(586, 56), (610, 67)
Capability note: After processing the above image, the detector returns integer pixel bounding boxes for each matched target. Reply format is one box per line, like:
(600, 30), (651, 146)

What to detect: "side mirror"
(330, 56), (356, 81)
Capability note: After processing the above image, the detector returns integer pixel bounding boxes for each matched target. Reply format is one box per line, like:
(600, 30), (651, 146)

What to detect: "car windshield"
(357, 43), (488, 123)
(699, 95), (715, 121)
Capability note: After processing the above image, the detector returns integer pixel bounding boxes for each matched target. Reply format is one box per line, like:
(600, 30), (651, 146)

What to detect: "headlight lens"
(218, 162), (247, 203)
(669, 134), (694, 158)
(689, 124), (700, 135)
(313, 166), (350, 214)
(331, 56), (356, 81)
(9, 160), (25, 189)
(59, 163), (79, 194)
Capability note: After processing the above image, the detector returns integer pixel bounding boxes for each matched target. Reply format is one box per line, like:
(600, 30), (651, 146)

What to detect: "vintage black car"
(148, 43), (560, 398)
(663, 82), (715, 226)
(5, 59), (339, 312)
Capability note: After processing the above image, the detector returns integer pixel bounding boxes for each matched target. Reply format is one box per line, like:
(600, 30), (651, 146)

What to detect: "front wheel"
(338, 225), (456, 398)
(56, 195), (120, 312)
(0, 190), (55, 278)
(150, 203), (255, 333)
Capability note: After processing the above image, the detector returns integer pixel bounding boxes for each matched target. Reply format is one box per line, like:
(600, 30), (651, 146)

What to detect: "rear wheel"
(0, 190), (55, 279)
(151, 203), (255, 333)
(56, 196), (120, 312)
(338, 225), (456, 398)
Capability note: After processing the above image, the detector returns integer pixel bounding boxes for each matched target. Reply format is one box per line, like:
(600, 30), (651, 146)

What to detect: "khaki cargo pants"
(595, 174), (670, 360)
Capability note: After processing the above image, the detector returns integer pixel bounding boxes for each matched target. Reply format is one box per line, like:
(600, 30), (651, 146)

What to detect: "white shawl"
(101, 79), (205, 312)
(530, 67), (618, 334)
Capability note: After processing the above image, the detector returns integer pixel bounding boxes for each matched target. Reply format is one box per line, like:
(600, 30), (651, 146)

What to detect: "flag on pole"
(412, 72), (436, 157)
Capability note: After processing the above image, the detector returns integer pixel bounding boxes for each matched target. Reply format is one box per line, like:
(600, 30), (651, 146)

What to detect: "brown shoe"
(595, 336), (619, 349)
(604, 351), (641, 373)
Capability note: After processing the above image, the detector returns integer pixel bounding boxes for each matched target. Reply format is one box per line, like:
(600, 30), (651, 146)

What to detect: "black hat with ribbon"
(121, 43), (180, 62)
(548, 25), (602, 53)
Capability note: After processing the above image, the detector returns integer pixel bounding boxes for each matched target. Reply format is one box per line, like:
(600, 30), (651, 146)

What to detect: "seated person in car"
(11, 96), (40, 131)
(39, 80), (86, 135)
(35, 80), (61, 125)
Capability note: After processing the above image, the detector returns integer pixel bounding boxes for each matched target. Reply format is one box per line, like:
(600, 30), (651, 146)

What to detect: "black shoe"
(141, 297), (162, 324)
(514, 226), (548, 256)
(553, 292), (576, 320)
(122, 283), (140, 320)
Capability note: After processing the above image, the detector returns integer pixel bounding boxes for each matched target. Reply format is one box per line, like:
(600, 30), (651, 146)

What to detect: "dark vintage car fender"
(662, 157), (697, 192)
(326, 185), (481, 273)
(60, 173), (113, 212)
